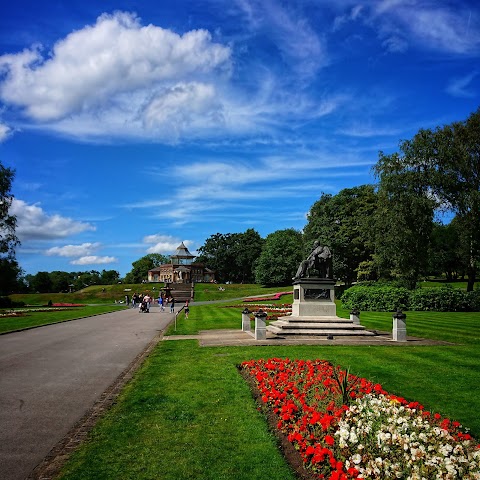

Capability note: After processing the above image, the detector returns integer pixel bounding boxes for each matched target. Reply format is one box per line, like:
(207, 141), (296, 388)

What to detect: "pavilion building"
(147, 242), (215, 284)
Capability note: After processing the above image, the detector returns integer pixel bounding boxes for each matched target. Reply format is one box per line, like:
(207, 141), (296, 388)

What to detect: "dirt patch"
(238, 366), (318, 480)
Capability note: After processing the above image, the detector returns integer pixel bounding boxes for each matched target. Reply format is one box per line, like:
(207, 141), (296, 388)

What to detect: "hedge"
(341, 285), (480, 312)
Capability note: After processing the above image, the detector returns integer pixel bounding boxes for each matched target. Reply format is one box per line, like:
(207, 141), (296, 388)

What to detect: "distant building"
(147, 242), (215, 284)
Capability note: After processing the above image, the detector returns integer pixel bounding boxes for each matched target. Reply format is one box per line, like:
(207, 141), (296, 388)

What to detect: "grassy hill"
(8, 283), (288, 306)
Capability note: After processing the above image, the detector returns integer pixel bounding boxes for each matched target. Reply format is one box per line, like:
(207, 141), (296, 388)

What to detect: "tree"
(254, 229), (304, 286)
(0, 161), (20, 294)
(100, 269), (120, 284)
(49, 270), (72, 293)
(196, 233), (238, 283)
(30, 271), (53, 293)
(0, 257), (23, 295)
(231, 229), (264, 283)
(303, 186), (378, 285)
(374, 151), (435, 288)
(428, 221), (466, 280)
(374, 108), (480, 290)
(124, 253), (169, 283)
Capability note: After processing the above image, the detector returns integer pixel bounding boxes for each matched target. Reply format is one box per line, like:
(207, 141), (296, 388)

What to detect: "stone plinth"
(254, 310), (267, 340)
(393, 310), (407, 342)
(292, 278), (336, 317)
(241, 308), (251, 332)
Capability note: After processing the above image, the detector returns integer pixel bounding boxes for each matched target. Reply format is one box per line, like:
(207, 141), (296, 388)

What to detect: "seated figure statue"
(294, 241), (332, 279)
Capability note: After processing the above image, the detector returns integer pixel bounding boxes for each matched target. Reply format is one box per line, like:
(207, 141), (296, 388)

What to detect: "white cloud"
(71, 256), (117, 265)
(10, 199), (96, 240)
(45, 242), (101, 257)
(143, 234), (192, 254)
(235, 0), (327, 79)
(0, 122), (11, 141)
(373, 1), (480, 54)
(446, 72), (478, 98)
(0, 11), (231, 140)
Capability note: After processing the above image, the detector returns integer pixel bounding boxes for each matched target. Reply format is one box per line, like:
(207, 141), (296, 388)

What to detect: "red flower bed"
(241, 358), (480, 479)
(243, 291), (292, 302)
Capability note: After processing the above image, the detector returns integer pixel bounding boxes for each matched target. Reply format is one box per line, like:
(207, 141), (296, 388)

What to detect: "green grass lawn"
(0, 305), (126, 333)
(57, 299), (480, 480)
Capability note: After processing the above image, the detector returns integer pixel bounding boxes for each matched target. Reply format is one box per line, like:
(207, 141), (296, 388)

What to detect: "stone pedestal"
(350, 309), (360, 325)
(241, 308), (251, 332)
(393, 310), (407, 342)
(292, 278), (336, 317)
(254, 310), (267, 340)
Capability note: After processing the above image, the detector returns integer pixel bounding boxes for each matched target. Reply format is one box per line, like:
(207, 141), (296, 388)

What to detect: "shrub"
(0, 297), (25, 308)
(341, 284), (480, 312)
(341, 285), (410, 312)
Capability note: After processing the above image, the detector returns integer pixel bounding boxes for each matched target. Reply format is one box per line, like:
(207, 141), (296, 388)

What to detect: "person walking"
(170, 296), (175, 313)
(184, 301), (190, 319)
(158, 294), (164, 312)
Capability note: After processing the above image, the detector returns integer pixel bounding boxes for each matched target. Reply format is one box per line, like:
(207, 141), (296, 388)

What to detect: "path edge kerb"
(26, 323), (171, 480)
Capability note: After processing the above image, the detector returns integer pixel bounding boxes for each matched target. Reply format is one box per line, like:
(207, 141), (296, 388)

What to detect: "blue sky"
(1, 0), (479, 277)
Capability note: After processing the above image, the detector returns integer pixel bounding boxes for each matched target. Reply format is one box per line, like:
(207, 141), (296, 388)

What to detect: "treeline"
(2, 108), (479, 294)
(19, 269), (121, 293)
(199, 107), (480, 290)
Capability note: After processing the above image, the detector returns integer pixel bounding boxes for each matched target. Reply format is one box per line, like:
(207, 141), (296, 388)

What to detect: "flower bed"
(224, 303), (292, 321)
(241, 358), (480, 479)
(243, 291), (292, 302)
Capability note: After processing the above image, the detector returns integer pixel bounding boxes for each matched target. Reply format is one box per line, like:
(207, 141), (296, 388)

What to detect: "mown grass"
(192, 283), (289, 302)
(58, 298), (480, 480)
(9, 283), (165, 306)
(0, 305), (126, 333)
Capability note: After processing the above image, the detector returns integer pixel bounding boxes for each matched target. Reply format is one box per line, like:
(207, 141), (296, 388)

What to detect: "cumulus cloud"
(10, 199), (96, 240)
(71, 256), (117, 265)
(143, 234), (193, 254)
(45, 242), (101, 257)
(0, 11), (231, 140)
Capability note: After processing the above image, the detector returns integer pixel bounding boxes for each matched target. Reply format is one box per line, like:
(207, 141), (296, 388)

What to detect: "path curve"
(0, 306), (174, 480)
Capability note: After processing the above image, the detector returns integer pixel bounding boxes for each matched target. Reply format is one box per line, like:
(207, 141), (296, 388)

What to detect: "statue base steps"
(267, 315), (375, 337)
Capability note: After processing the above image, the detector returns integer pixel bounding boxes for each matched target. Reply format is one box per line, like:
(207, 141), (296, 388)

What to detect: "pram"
(139, 300), (149, 313)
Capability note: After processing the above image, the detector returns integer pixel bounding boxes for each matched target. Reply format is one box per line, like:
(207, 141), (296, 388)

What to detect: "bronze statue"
(294, 241), (332, 279)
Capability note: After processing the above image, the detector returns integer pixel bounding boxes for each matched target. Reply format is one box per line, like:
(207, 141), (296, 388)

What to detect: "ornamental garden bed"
(240, 358), (480, 480)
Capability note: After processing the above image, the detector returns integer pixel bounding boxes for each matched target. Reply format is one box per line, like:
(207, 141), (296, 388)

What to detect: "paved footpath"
(0, 307), (174, 480)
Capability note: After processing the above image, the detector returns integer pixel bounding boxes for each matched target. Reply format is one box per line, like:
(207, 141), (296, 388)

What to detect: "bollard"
(241, 308), (251, 332)
(392, 309), (407, 342)
(350, 308), (360, 325)
(254, 309), (267, 340)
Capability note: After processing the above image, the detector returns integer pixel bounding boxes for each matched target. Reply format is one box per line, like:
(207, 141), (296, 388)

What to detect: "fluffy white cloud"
(45, 242), (101, 257)
(11, 199), (95, 240)
(0, 11), (231, 140)
(71, 256), (117, 265)
(143, 234), (193, 254)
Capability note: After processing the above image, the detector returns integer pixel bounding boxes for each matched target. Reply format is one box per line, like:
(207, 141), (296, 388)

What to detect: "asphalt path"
(0, 306), (174, 480)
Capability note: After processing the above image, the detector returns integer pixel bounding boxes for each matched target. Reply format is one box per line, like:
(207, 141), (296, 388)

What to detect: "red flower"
(324, 435), (335, 446)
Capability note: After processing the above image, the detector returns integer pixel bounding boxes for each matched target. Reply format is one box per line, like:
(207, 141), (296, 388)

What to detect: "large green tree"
(303, 185), (378, 285)
(231, 229), (264, 283)
(124, 253), (169, 283)
(428, 221), (466, 281)
(374, 151), (435, 288)
(196, 229), (264, 283)
(374, 108), (480, 290)
(0, 161), (21, 295)
(254, 229), (303, 286)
